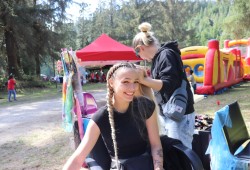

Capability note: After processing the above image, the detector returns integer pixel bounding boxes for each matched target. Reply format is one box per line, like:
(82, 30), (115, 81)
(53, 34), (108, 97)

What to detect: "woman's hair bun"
(138, 22), (152, 33)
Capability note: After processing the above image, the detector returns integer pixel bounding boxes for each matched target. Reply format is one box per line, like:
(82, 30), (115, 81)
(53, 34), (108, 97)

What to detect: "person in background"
(95, 71), (100, 83)
(188, 70), (196, 93)
(132, 22), (195, 149)
(90, 71), (95, 83)
(63, 62), (163, 170)
(101, 72), (106, 82)
(7, 74), (17, 102)
(99, 68), (104, 82)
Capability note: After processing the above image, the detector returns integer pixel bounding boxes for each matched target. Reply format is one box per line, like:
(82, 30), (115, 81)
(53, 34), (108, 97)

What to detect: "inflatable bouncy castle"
(181, 39), (250, 95)
(224, 38), (250, 80)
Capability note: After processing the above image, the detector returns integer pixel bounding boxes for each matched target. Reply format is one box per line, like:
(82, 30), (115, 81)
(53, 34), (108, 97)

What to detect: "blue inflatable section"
(206, 106), (249, 170)
(194, 64), (204, 77)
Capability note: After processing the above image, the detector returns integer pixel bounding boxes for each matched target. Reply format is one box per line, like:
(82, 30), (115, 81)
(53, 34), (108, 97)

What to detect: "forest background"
(0, 0), (250, 84)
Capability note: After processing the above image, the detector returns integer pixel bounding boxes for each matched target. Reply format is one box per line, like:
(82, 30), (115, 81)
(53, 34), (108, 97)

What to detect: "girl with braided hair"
(63, 62), (164, 170)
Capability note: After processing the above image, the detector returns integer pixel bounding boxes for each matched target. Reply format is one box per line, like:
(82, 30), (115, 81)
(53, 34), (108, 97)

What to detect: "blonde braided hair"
(106, 63), (136, 169)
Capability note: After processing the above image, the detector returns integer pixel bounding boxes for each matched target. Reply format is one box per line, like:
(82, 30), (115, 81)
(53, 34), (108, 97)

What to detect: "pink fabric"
(83, 92), (98, 115)
(75, 97), (84, 139)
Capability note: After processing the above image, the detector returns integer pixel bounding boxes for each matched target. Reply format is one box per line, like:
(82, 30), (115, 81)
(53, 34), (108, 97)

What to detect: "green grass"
(194, 81), (250, 132)
(82, 82), (106, 91)
(0, 85), (61, 107)
(0, 82), (106, 107)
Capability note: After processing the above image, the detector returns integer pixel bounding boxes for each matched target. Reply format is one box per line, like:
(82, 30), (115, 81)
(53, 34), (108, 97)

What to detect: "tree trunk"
(35, 55), (40, 76)
(5, 28), (21, 78)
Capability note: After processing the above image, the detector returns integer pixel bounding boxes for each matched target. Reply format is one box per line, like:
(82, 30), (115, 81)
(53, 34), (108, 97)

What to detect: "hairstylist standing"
(133, 22), (195, 149)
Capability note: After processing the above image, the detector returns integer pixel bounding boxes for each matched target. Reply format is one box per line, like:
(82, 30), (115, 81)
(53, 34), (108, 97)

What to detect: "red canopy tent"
(75, 34), (141, 66)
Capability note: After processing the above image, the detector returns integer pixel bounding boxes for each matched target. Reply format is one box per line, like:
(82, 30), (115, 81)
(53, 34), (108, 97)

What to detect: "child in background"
(7, 75), (17, 102)
(189, 70), (196, 92)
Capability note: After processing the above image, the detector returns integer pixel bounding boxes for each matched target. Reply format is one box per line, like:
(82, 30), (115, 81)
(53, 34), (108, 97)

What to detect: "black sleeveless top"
(92, 96), (155, 159)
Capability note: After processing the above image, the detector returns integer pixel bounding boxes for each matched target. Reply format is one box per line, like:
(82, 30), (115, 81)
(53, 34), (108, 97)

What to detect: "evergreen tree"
(0, 0), (73, 78)
(223, 0), (250, 39)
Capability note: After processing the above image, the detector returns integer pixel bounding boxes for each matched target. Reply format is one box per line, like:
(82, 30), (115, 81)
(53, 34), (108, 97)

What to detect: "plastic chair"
(72, 92), (98, 168)
(73, 92), (98, 148)
(82, 92), (98, 115)
(223, 101), (250, 161)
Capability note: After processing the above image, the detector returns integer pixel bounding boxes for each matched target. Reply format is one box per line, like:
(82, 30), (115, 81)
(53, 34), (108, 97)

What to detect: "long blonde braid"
(106, 63), (136, 169)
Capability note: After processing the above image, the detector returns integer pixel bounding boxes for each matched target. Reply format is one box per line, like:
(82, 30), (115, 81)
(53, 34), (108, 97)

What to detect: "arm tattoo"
(153, 149), (164, 170)
(154, 159), (162, 165)
(156, 148), (163, 157)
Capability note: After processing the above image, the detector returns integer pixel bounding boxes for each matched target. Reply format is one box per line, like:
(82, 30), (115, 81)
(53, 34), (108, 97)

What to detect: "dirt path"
(0, 90), (106, 170)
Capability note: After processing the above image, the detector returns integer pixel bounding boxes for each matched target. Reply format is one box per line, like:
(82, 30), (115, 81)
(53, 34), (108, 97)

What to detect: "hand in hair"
(135, 65), (148, 85)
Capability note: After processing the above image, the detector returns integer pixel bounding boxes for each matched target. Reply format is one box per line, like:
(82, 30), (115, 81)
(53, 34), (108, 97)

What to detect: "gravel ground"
(0, 90), (106, 170)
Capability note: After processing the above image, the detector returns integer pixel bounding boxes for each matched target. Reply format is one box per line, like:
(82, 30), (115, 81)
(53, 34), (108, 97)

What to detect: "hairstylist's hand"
(135, 64), (163, 91)
(135, 65), (147, 85)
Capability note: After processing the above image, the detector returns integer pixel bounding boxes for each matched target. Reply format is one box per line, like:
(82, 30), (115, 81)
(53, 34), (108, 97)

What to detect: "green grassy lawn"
(0, 82), (106, 107)
(0, 84), (61, 107)
(194, 81), (250, 132)
(82, 82), (106, 92)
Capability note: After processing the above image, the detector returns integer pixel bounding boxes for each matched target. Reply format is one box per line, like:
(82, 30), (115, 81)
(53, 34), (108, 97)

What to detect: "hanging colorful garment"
(61, 50), (75, 132)
(61, 49), (84, 133)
